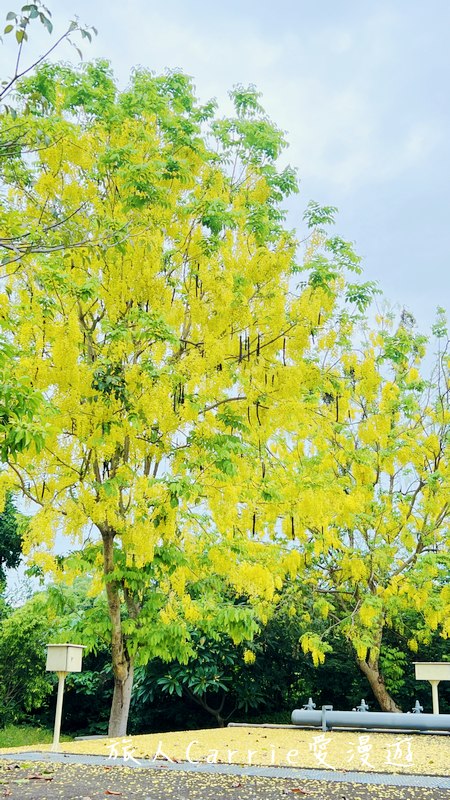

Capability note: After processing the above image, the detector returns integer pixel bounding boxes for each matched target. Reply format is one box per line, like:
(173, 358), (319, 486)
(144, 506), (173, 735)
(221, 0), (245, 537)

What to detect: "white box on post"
(46, 644), (84, 673)
(413, 662), (450, 714)
(46, 643), (85, 751)
(414, 662), (450, 682)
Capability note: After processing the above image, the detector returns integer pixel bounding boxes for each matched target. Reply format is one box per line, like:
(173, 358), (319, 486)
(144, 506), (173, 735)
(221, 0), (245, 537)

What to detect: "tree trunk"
(109, 661), (134, 737)
(101, 526), (135, 737)
(357, 656), (402, 712)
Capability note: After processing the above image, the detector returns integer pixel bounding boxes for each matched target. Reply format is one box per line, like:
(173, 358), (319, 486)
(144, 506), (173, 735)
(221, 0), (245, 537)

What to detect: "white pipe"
(291, 707), (450, 731)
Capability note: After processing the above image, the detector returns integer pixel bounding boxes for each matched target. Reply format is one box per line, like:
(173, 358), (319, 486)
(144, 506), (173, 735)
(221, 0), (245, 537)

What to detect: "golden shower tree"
(2, 61), (371, 733)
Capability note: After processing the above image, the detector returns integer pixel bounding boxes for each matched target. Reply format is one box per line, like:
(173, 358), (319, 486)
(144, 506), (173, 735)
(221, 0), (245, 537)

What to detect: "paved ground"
(0, 754), (449, 800)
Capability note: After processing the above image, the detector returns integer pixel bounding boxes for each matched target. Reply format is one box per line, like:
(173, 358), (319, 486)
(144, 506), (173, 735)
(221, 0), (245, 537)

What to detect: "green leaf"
(345, 281), (380, 312)
(432, 307), (447, 339)
(304, 200), (338, 229)
(4, 24), (13, 33)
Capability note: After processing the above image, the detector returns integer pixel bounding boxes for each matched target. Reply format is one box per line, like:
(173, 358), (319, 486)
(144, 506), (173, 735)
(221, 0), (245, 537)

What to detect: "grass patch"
(0, 724), (72, 748)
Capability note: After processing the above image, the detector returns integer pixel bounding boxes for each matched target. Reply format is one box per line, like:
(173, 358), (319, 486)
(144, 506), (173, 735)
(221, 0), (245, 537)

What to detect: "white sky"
(1, 0), (449, 330)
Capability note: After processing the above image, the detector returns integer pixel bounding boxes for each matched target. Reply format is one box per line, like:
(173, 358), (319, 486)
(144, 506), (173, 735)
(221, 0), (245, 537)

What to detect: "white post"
(51, 671), (67, 752)
(430, 680), (440, 714)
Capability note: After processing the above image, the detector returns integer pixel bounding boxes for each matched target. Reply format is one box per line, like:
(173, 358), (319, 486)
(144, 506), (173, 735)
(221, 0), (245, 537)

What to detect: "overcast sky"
(2, 0), (449, 331)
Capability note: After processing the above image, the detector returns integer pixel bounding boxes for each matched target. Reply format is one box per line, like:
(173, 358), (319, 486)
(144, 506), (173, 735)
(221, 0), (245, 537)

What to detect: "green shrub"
(0, 594), (54, 725)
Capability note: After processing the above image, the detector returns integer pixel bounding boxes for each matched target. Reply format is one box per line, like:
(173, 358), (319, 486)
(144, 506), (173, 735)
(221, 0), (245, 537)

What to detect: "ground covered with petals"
(53, 728), (450, 775)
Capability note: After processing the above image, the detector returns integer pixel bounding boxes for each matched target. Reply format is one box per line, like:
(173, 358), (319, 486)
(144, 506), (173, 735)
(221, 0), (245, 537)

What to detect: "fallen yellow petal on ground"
(3, 727), (446, 775)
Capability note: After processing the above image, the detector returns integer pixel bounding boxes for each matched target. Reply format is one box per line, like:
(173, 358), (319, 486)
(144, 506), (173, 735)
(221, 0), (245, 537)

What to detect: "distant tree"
(281, 309), (450, 711)
(143, 632), (264, 728)
(0, 592), (54, 723)
(0, 492), (22, 582)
